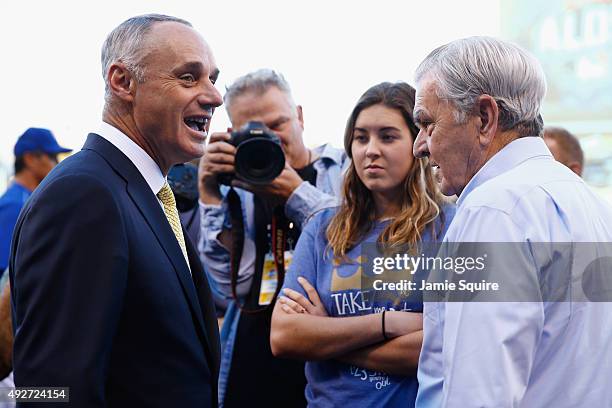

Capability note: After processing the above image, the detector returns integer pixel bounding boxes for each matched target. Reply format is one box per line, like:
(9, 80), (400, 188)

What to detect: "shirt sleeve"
(197, 193), (257, 300)
(198, 199), (230, 254)
(285, 181), (339, 229)
(282, 212), (322, 299)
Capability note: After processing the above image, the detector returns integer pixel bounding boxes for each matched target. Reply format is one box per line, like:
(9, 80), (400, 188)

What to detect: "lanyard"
(228, 188), (287, 314)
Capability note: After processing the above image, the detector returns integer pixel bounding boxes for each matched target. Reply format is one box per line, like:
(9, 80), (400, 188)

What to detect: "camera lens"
(235, 138), (285, 184)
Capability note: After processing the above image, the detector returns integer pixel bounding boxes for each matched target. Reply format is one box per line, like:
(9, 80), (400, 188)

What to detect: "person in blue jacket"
(0, 127), (70, 275)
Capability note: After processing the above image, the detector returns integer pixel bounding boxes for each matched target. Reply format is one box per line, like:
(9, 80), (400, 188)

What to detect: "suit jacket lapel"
(82, 134), (208, 342)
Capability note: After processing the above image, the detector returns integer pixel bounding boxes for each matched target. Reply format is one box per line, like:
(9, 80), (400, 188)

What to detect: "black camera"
(218, 121), (285, 185)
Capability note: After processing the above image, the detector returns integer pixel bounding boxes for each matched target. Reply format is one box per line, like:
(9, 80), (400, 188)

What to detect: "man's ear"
(475, 94), (499, 147)
(568, 162), (583, 177)
(296, 105), (304, 130)
(21, 152), (37, 169)
(107, 62), (136, 102)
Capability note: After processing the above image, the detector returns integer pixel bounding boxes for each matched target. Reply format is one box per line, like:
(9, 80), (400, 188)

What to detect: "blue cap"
(14, 128), (72, 157)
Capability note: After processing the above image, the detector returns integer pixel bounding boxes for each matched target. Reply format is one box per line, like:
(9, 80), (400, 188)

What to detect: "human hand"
(198, 131), (235, 204)
(278, 277), (328, 317)
(231, 162), (303, 206)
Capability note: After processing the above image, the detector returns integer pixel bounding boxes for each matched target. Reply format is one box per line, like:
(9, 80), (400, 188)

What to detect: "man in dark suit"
(9, 14), (223, 407)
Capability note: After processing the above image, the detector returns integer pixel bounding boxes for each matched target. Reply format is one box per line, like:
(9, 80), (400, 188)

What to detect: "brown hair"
(326, 82), (445, 258)
(544, 126), (584, 167)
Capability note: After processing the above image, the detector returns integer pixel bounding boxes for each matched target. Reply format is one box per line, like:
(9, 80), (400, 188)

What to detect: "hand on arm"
(278, 276), (328, 316)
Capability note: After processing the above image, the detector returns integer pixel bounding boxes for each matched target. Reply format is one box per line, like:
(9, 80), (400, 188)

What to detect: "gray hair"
(415, 36), (547, 137)
(224, 69), (295, 118)
(101, 14), (192, 102)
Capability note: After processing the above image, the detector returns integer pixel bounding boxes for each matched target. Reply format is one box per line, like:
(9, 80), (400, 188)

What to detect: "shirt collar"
(96, 121), (166, 195)
(12, 181), (33, 194)
(457, 136), (553, 207)
(313, 143), (345, 164)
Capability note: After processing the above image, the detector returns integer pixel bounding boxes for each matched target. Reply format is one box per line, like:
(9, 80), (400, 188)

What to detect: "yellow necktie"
(157, 182), (190, 270)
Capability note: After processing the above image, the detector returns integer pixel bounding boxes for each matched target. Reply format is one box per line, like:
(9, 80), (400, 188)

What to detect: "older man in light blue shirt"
(412, 36), (612, 407)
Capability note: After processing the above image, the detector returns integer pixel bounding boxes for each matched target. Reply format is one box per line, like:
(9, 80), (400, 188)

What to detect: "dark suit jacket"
(9, 134), (220, 407)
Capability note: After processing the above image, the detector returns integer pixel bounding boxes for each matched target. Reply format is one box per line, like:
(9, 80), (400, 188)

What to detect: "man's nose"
(413, 130), (430, 159)
(198, 83), (223, 110)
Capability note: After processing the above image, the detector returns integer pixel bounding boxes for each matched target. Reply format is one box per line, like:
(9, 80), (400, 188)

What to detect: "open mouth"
(184, 115), (209, 135)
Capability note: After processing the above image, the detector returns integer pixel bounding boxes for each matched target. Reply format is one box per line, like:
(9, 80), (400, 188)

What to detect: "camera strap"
(270, 206), (287, 304)
(271, 209), (285, 277)
(228, 188), (286, 314)
(227, 187), (245, 306)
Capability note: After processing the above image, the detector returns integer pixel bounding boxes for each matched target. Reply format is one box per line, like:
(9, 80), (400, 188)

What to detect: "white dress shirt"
(96, 121), (165, 197)
(95, 122), (191, 275)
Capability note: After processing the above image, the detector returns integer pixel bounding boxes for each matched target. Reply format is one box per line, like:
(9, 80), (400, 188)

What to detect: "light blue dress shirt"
(416, 137), (612, 407)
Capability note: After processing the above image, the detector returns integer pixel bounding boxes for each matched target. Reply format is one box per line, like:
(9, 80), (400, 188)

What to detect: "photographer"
(198, 69), (348, 407)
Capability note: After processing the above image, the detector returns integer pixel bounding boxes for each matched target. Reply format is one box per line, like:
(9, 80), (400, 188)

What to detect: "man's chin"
(174, 147), (204, 166)
(186, 141), (206, 156)
(439, 179), (456, 197)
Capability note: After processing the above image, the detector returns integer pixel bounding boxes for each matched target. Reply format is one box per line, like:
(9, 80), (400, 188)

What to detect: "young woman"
(270, 82), (455, 407)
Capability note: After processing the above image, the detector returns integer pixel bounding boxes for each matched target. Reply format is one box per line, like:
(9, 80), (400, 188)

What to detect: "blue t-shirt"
(0, 182), (32, 274)
(282, 205), (455, 408)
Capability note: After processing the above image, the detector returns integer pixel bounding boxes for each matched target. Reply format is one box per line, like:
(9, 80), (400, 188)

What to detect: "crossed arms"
(270, 277), (423, 376)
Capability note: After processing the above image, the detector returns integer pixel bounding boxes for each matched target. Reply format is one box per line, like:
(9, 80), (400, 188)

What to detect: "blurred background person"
(198, 69), (348, 407)
(544, 126), (584, 177)
(0, 128), (71, 275)
(271, 82), (454, 407)
(169, 161), (202, 242)
(0, 127), (70, 405)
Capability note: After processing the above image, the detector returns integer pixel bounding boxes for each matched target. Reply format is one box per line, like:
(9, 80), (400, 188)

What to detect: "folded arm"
(271, 302), (421, 361)
(271, 277), (422, 364)
(338, 330), (422, 376)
